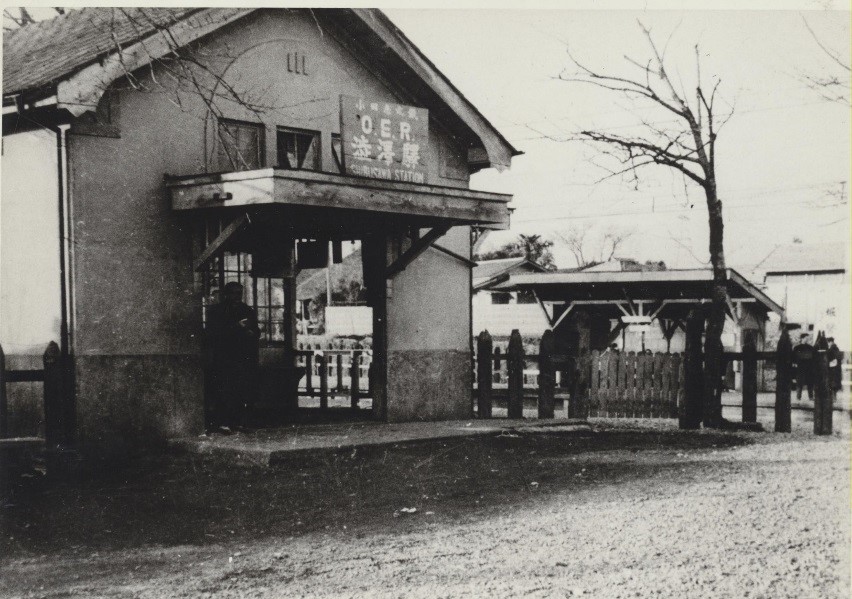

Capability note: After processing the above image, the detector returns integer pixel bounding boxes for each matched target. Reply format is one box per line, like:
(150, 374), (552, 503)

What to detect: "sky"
(6, 3), (851, 272)
(385, 6), (851, 270)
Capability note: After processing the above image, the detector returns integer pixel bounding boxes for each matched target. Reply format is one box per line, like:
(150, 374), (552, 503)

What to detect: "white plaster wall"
(0, 130), (61, 354)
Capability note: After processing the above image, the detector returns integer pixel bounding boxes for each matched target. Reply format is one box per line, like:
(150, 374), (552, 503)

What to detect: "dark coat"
(827, 343), (843, 391)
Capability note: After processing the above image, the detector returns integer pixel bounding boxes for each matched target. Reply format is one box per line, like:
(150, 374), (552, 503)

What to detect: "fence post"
(680, 309), (704, 429)
(742, 336), (758, 423)
(507, 329), (524, 419)
(476, 330), (493, 419)
(43, 341), (63, 449)
(351, 348), (361, 411)
(0, 344), (7, 439)
(336, 354), (343, 394)
(814, 333), (832, 435)
(319, 353), (328, 411)
(305, 353), (314, 397)
(538, 329), (555, 419)
(775, 327), (792, 432)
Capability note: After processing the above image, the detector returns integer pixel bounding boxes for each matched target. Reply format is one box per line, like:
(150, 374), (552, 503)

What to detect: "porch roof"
(166, 168), (512, 228)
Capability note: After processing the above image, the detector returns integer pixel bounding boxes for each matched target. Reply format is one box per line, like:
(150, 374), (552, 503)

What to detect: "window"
(216, 119), (265, 172)
(517, 290), (537, 304)
(277, 127), (319, 170)
(491, 292), (512, 305)
(202, 218), (291, 345)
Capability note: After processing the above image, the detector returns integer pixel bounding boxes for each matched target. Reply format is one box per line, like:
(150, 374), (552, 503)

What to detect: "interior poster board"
(340, 95), (429, 184)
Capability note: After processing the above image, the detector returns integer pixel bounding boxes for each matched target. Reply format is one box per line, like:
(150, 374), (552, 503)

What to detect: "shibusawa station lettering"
(340, 95), (429, 184)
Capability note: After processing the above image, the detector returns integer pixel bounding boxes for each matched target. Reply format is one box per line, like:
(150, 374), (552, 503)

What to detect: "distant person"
(792, 333), (815, 401)
(206, 281), (260, 433)
(827, 337), (843, 402)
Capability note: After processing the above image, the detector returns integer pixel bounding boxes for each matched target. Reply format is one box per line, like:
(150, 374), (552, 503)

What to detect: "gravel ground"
(0, 419), (849, 598)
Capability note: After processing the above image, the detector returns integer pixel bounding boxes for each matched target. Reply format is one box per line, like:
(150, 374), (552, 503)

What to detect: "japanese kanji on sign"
(340, 95), (430, 184)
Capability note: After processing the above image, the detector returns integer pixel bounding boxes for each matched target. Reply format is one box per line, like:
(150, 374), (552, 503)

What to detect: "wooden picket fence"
(587, 350), (683, 419)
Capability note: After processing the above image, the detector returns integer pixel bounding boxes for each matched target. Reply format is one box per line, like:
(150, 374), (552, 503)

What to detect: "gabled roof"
(3, 8), (518, 169)
(473, 257), (547, 291)
(755, 242), (846, 275)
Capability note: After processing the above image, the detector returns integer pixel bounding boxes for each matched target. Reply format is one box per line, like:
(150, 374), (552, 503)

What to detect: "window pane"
(277, 128), (319, 170)
(217, 120), (263, 171)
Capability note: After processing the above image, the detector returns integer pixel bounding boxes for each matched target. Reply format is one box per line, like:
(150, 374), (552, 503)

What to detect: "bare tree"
(800, 16), (850, 106)
(554, 225), (633, 268)
(558, 21), (733, 427)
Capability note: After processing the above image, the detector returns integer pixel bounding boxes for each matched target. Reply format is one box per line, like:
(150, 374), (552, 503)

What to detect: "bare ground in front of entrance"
(0, 419), (849, 598)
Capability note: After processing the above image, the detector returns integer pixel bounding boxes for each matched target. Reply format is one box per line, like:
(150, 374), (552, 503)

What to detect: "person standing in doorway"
(206, 281), (260, 433)
(792, 333), (815, 401)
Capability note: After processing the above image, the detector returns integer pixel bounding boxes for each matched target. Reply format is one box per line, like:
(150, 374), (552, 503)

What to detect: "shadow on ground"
(0, 427), (753, 557)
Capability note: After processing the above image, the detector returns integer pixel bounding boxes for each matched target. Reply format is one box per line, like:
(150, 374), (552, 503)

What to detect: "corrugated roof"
(756, 242), (847, 274)
(3, 8), (199, 97)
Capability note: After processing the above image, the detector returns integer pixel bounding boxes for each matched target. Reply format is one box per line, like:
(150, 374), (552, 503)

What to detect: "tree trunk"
(702, 183), (727, 428)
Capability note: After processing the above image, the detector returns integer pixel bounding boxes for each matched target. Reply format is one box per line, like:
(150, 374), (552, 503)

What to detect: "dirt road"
(1, 420), (849, 598)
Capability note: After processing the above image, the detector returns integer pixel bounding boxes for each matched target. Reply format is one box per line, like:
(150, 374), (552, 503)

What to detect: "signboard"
(340, 95), (429, 184)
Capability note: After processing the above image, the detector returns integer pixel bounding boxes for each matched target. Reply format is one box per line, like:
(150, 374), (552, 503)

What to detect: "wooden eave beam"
(168, 169), (511, 227)
(385, 224), (451, 278)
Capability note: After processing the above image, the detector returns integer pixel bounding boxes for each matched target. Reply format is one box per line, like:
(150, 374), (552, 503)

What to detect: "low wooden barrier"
(474, 329), (684, 420)
(295, 348), (371, 411)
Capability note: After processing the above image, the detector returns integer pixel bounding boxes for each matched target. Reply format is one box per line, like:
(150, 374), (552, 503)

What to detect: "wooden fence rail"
(294, 348), (372, 410)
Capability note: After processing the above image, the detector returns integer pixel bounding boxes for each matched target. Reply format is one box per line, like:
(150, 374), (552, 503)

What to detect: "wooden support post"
(742, 337), (758, 423)
(538, 329), (555, 419)
(775, 327), (792, 433)
(680, 309), (704, 429)
(350, 349), (361, 411)
(305, 354), (314, 397)
(476, 330), (493, 419)
(319, 353), (328, 411)
(336, 354), (344, 393)
(0, 344), (7, 439)
(814, 333), (832, 435)
(507, 329), (524, 419)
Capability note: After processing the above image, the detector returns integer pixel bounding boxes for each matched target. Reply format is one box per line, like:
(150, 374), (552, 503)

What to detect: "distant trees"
(553, 225), (633, 268)
(476, 234), (556, 270)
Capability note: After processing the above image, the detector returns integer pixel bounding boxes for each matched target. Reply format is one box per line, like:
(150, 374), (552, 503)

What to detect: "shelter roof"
(754, 242), (846, 275)
(496, 268), (784, 316)
(3, 8), (518, 169)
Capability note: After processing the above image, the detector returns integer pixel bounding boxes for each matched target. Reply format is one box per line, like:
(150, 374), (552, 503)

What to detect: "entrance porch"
(166, 168), (511, 426)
